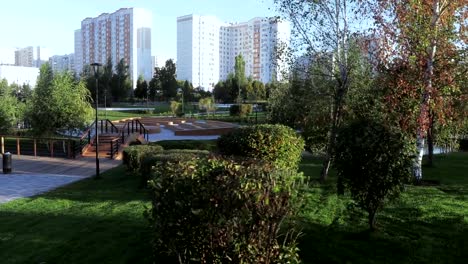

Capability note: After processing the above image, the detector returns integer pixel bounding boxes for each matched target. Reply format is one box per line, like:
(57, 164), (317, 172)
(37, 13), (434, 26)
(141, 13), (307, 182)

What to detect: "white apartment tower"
(177, 14), (221, 90)
(177, 15), (290, 90)
(75, 8), (152, 88)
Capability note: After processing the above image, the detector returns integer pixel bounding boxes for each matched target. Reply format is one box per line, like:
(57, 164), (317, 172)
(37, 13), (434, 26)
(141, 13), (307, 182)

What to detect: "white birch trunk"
(414, 134), (425, 181)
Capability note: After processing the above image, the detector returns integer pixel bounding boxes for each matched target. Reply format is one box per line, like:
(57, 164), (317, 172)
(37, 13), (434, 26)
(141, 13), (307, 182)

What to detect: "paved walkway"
(148, 126), (220, 142)
(0, 155), (121, 204)
(0, 128), (220, 204)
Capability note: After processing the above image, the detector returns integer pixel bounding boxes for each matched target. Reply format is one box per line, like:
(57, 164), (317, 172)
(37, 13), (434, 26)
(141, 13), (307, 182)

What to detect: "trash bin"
(3, 152), (12, 174)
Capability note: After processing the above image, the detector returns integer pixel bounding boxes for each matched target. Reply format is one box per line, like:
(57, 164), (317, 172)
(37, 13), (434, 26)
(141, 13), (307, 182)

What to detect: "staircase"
(82, 133), (121, 159)
(79, 119), (149, 159)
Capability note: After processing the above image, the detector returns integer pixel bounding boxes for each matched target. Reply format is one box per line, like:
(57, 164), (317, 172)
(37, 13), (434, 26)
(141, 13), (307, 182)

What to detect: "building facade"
(49, 54), (75, 73)
(75, 8), (152, 88)
(177, 15), (290, 91)
(0, 65), (39, 87)
(177, 14), (221, 90)
(14, 46), (51, 68)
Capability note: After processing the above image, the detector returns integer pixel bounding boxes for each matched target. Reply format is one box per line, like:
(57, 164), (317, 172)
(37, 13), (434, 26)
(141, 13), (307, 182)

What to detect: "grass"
(0, 166), (152, 264)
(297, 152), (468, 264)
(0, 149), (466, 263)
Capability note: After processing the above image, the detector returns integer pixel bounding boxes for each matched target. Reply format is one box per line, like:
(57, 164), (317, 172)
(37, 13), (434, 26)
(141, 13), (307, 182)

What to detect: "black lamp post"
(91, 62), (102, 179)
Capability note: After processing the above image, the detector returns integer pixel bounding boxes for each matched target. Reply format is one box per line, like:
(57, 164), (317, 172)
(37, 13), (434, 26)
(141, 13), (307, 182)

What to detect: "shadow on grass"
(298, 189), (468, 264)
(0, 210), (152, 264)
(298, 214), (467, 264)
(35, 165), (151, 204)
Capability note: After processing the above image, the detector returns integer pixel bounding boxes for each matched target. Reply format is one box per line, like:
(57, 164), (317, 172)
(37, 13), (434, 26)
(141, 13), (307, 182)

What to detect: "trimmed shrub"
(139, 149), (210, 188)
(334, 119), (414, 230)
(229, 104), (253, 117)
(149, 139), (218, 151)
(122, 144), (164, 175)
(217, 124), (304, 170)
(146, 155), (303, 263)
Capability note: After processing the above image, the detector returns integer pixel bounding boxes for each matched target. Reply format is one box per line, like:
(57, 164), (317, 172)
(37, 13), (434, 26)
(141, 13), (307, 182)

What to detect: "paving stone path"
(0, 155), (121, 204)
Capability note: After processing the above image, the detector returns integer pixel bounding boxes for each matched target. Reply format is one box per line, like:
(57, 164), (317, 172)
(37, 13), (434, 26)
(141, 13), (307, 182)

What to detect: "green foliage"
(0, 82), (24, 133)
(229, 104), (253, 117)
(111, 59), (133, 102)
(139, 149), (210, 188)
(147, 155), (303, 263)
(334, 118), (415, 230)
(198, 97), (216, 115)
(151, 59), (177, 100)
(134, 75), (149, 99)
(122, 144), (164, 175)
(26, 65), (94, 136)
(151, 140), (218, 151)
(170, 100), (182, 117)
(218, 124), (305, 170)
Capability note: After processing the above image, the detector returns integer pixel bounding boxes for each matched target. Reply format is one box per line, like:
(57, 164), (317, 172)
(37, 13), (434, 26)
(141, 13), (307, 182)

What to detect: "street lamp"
(91, 62), (102, 179)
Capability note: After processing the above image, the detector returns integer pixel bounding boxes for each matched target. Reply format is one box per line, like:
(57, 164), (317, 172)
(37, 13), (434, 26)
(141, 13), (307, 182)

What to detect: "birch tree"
(273, 0), (371, 181)
(372, 0), (467, 182)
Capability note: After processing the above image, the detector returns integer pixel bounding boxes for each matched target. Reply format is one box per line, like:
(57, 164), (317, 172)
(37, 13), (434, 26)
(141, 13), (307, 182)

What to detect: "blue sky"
(0, 0), (277, 62)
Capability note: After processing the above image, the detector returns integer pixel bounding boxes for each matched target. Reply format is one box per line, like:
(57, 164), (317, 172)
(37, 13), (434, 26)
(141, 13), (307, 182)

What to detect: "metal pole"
(95, 75), (100, 179)
(91, 62), (102, 179)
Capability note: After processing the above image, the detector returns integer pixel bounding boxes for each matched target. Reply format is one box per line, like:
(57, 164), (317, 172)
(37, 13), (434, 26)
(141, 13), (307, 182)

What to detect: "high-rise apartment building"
(50, 54), (75, 73)
(75, 8), (152, 88)
(177, 14), (221, 90)
(14, 46), (51, 67)
(177, 15), (290, 90)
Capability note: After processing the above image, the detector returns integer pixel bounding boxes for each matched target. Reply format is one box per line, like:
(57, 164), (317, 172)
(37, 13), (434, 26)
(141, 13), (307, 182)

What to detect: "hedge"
(122, 145), (164, 175)
(147, 155), (303, 263)
(217, 124), (304, 170)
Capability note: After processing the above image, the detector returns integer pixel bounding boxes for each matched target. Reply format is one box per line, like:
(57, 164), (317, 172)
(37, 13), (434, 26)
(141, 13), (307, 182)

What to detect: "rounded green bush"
(334, 118), (414, 230)
(217, 124), (304, 170)
(122, 144), (164, 174)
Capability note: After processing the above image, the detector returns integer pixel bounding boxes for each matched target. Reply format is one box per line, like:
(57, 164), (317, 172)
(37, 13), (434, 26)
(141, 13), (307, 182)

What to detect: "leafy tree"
(274, 0), (372, 181)
(149, 67), (162, 101)
(160, 59), (178, 100)
(234, 54), (246, 103)
(26, 64), (93, 136)
(198, 97), (216, 116)
(334, 118), (414, 230)
(100, 58), (113, 107)
(182, 80), (194, 102)
(111, 59), (132, 102)
(170, 100), (181, 117)
(134, 75), (148, 100)
(213, 73), (239, 103)
(246, 80), (266, 101)
(0, 82), (23, 133)
(372, 0), (467, 181)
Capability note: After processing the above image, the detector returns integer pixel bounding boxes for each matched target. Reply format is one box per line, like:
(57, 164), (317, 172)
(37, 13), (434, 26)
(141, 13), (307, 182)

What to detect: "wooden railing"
(109, 138), (120, 159)
(121, 119), (149, 143)
(0, 135), (79, 159)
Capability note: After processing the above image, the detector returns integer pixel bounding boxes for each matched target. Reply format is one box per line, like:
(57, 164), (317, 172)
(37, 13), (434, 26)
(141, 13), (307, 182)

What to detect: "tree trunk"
(368, 209), (377, 231)
(427, 115), (434, 167)
(414, 134), (425, 184)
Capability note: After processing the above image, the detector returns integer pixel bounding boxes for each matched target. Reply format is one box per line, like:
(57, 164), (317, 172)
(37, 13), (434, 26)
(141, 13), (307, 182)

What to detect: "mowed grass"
(298, 152), (468, 264)
(0, 150), (466, 263)
(0, 166), (152, 264)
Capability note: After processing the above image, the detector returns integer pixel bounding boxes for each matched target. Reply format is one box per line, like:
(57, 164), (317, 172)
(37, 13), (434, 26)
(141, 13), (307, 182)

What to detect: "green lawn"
(0, 166), (152, 264)
(0, 152), (466, 263)
(298, 152), (468, 264)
